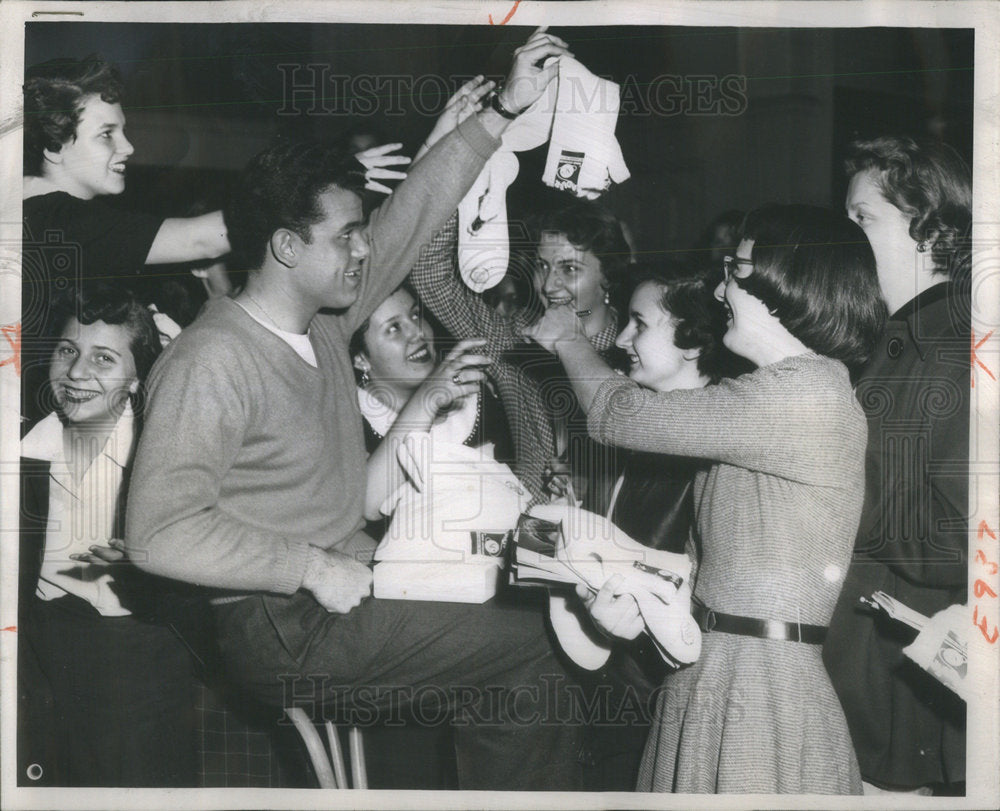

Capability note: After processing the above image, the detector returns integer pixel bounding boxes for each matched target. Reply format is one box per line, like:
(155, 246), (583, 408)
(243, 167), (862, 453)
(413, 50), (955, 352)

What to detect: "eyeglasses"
(722, 255), (754, 283)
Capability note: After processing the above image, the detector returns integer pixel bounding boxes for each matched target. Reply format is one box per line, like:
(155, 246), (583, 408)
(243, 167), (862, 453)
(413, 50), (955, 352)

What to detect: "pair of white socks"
(457, 56), (631, 292)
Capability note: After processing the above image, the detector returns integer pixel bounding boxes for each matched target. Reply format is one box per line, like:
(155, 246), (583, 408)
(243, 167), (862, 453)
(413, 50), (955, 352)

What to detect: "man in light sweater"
(125, 31), (587, 790)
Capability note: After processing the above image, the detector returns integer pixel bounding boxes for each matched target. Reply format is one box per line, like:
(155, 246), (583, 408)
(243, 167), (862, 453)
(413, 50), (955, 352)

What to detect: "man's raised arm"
(351, 29), (572, 328)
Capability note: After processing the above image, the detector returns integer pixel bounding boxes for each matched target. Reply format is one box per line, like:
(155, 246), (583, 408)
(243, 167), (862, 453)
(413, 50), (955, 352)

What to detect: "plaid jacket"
(409, 213), (622, 505)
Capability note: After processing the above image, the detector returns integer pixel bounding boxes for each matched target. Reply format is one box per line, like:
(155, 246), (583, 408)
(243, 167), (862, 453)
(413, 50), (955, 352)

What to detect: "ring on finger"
(452, 373), (463, 385)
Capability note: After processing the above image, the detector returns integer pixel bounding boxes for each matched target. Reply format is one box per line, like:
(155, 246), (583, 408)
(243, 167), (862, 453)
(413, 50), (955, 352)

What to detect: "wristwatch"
(489, 88), (521, 120)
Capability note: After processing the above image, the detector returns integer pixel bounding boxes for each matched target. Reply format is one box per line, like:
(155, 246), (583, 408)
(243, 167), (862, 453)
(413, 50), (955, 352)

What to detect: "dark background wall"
(25, 22), (973, 263)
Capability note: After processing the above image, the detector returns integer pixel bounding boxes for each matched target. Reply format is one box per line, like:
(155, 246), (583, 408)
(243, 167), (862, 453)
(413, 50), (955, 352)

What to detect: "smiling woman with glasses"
(527, 203), (886, 794)
(721, 254), (754, 282)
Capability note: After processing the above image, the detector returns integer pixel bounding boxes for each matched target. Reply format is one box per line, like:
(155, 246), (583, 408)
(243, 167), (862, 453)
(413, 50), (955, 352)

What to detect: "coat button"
(887, 338), (903, 358)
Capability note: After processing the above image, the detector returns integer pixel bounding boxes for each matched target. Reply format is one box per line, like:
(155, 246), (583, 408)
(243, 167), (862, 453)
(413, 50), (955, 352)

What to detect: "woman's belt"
(691, 597), (827, 644)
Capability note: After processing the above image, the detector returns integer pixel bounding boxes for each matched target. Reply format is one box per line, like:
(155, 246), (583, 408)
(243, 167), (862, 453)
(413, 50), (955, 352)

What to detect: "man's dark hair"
(23, 55), (124, 176)
(226, 139), (366, 270)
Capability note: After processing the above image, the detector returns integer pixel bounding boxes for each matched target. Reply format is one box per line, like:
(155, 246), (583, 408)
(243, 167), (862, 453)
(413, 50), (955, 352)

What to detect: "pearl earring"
(603, 290), (610, 305)
(360, 368), (371, 388)
(916, 240), (928, 253)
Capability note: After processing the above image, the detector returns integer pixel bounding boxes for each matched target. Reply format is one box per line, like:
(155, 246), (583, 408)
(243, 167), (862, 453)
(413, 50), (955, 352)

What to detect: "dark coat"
(824, 281), (969, 790)
(18, 459), (50, 628)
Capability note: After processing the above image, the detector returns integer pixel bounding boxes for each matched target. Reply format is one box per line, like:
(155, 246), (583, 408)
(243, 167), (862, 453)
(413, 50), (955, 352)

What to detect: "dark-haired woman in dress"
(21, 55), (405, 425)
(529, 204), (886, 793)
(20, 57), (232, 424)
(606, 261), (747, 559)
(18, 285), (197, 786)
(565, 260), (745, 791)
(350, 285), (515, 538)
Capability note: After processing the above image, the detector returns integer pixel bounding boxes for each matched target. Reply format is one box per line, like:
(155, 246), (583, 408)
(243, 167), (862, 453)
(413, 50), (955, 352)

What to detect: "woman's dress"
(587, 353), (865, 794)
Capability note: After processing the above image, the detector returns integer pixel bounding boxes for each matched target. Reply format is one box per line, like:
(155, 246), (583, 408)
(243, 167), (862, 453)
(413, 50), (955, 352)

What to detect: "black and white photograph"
(0, 1), (997, 809)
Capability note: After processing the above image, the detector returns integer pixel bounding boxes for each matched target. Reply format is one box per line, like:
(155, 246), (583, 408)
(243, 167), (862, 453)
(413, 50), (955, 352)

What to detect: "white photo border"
(1, 1), (997, 809)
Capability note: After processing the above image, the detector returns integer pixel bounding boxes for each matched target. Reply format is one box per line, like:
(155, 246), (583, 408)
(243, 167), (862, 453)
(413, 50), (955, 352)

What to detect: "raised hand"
(413, 337), (492, 417)
(499, 27), (573, 114)
(354, 143), (411, 194)
(415, 76), (496, 162)
(523, 301), (584, 354)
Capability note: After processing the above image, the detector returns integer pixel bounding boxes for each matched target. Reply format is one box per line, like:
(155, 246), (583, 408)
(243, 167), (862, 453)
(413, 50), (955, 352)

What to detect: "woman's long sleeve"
(588, 355), (866, 488)
(408, 213), (527, 362)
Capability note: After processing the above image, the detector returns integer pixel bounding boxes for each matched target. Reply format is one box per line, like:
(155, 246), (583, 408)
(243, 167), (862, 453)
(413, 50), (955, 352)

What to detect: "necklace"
(366, 388), (482, 445)
(242, 289), (288, 332)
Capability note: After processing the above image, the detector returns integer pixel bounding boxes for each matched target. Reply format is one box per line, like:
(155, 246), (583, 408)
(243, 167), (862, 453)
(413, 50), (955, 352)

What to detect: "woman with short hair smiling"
(529, 203), (886, 794)
(18, 285), (197, 786)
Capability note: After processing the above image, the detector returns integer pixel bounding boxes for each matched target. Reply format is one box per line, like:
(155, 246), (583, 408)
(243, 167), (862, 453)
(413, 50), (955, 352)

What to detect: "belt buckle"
(692, 596), (716, 633)
(698, 607), (717, 633)
(763, 619), (796, 642)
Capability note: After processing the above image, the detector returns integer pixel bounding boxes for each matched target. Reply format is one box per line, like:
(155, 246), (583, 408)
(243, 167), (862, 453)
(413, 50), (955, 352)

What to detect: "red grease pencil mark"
(0, 322), (21, 376)
(2, 626), (16, 633)
(973, 521), (999, 643)
(973, 607), (998, 644)
(975, 579), (998, 599)
(971, 329), (995, 387)
(489, 0), (521, 25)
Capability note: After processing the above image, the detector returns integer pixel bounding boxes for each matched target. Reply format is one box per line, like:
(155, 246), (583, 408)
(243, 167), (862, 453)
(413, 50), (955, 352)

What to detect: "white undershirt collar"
(234, 299), (317, 367)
